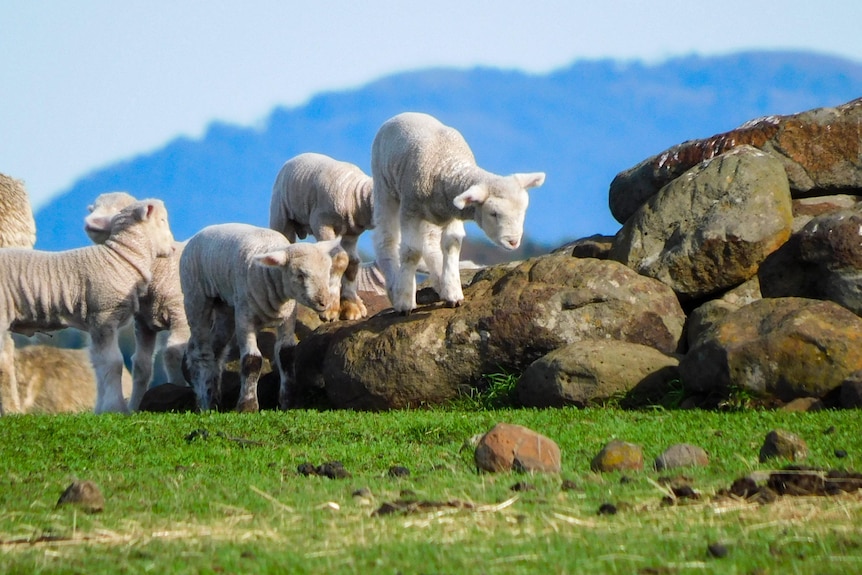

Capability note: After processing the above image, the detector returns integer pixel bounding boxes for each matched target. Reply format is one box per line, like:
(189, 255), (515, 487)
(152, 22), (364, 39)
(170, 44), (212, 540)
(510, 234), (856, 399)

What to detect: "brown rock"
(759, 429), (809, 463)
(610, 145), (793, 300)
(609, 97), (862, 224)
(654, 444), (709, 471)
(517, 340), (679, 408)
(590, 439), (644, 472)
(681, 297), (862, 402)
(474, 423), (561, 473)
(840, 370), (862, 408)
(781, 397), (825, 412)
(296, 252), (685, 409)
(56, 480), (104, 513)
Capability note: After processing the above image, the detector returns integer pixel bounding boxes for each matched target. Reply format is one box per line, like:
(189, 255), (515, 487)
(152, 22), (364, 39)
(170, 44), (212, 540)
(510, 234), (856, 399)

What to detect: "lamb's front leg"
(315, 227), (347, 322)
(338, 235), (367, 320)
(89, 325), (129, 414)
(274, 303), (298, 409)
(128, 319), (157, 411)
(234, 312), (263, 413)
(438, 219), (467, 307)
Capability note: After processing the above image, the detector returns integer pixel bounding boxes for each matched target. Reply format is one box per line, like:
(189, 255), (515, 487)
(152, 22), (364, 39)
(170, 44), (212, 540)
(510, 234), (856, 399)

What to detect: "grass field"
(1, 407), (860, 574)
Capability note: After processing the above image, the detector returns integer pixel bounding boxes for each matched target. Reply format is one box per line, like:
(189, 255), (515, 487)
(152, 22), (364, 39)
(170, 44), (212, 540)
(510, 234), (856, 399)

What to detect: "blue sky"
(3, 0), (862, 209)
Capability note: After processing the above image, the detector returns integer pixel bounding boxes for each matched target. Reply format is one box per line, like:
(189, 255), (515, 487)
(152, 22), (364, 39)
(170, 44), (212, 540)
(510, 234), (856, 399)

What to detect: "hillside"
(34, 50), (862, 254)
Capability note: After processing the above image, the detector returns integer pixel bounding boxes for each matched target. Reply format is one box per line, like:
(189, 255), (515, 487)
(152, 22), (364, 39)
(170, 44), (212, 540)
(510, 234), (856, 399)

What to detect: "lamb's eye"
(296, 272), (306, 282)
(489, 210), (499, 219)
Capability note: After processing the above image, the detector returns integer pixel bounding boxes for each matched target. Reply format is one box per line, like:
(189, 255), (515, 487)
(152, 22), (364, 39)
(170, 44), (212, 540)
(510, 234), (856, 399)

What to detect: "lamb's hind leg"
(372, 190), (401, 303)
(89, 325), (129, 414)
(274, 302), (298, 409)
(392, 217), (427, 314)
(185, 298), (223, 411)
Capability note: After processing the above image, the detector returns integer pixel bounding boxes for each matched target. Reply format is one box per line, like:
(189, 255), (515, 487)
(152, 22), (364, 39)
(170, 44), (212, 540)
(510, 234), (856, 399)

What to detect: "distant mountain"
(35, 51), (862, 254)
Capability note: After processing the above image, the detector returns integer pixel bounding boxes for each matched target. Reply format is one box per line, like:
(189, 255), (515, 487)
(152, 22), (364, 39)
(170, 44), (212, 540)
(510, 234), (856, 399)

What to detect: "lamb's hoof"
(445, 299), (464, 309)
(339, 298), (367, 321)
(319, 306), (341, 322)
(396, 308), (413, 317)
(236, 399), (260, 413)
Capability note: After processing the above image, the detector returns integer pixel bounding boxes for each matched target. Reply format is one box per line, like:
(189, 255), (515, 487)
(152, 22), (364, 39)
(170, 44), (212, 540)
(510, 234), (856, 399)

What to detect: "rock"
(296, 252), (685, 409)
(590, 439), (644, 472)
(841, 370), (862, 408)
(554, 234), (614, 259)
(759, 429), (809, 463)
(138, 383), (198, 413)
(686, 278), (762, 348)
(56, 480), (104, 514)
(610, 145), (793, 301)
(609, 97), (862, 224)
(780, 397), (825, 412)
(516, 340), (680, 408)
(474, 423), (561, 473)
(681, 297), (862, 402)
(792, 194), (860, 232)
(654, 444), (709, 471)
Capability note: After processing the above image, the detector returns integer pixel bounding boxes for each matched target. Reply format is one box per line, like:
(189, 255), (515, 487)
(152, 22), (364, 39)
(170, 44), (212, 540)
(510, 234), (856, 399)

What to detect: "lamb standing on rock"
(371, 112), (545, 314)
(84, 191), (190, 410)
(180, 223), (344, 412)
(0, 173), (37, 415)
(270, 152), (374, 321)
(0, 200), (175, 414)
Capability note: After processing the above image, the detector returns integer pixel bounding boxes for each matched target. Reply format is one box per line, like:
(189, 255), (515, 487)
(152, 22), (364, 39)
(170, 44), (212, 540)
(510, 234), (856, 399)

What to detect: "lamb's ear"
(131, 201), (158, 221)
(254, 250), (289, 267)
(453, 185), (489, 209)
(514, 172), (546, 190)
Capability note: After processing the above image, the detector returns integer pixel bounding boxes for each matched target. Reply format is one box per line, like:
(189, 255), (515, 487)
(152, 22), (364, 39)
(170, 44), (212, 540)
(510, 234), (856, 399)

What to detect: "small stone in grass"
(56, 480), (104, 514)
(835, 449), (848, 458)
(510, 481), (535, 492)
(297, 462), (317, 476)
(352, 487), (372, 498)
(317, 461), (351, 479)
(597, 502), (617, 515)
(388, 466), (410, 477)
(708, 542), (729, 558)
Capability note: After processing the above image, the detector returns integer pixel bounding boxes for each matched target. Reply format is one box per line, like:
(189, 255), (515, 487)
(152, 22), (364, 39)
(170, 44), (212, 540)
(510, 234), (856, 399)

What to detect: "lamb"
(84, 191), (190, 410)
(371, 112), (545, 314)
(0, 173), (37, 415)
(180, 223), (345, 412)
(1, 345), (134, 414)
(270, 152), (374, 321)
(0, 199), (175, 414)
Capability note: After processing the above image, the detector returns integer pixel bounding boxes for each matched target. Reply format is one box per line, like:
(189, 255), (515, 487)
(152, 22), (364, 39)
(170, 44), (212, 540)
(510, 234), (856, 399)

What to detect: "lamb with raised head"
(270, 152), (373, 321)
(0, 173), (37, 415)
(0, 199), (175, 414)
(84, 191), (190, 410)
(371, 112), (545, 314)
(180, 223), (345, 412)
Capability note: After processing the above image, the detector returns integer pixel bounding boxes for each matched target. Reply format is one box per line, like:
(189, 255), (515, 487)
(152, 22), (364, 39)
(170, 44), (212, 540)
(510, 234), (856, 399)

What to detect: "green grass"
(1, 408), (861, 574)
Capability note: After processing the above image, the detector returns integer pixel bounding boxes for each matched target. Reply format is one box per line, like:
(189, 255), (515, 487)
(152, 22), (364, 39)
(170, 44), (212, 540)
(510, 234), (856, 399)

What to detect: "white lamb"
(270, 152), (373, 321)
(0, 173), (37, 415)
(84, 191), (190, 410)
(0, 199), (175, 414)
(371, 112), (545, 314)
(180, 223), (345, 412)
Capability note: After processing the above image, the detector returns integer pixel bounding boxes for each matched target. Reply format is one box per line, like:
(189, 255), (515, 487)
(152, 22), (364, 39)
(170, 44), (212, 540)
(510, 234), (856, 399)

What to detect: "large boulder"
(295, 252), (686, 409)
(681, 297), (862, 402)
(517, 340), (680, 408)
(609, 97), (862, 224)
(610, 146), (793, 301)
(760, 203), (862, 315)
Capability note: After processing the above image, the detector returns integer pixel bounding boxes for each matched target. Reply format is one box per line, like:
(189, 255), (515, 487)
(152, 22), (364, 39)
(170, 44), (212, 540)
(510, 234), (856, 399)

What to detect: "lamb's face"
(285, 248), (333, 313)
(476, 189), (529, 250)
(455, 172), (545, 251)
